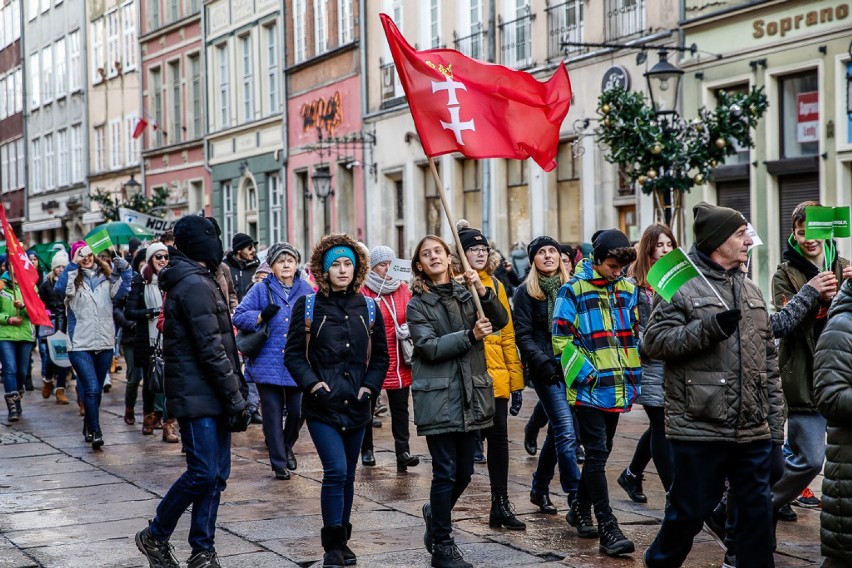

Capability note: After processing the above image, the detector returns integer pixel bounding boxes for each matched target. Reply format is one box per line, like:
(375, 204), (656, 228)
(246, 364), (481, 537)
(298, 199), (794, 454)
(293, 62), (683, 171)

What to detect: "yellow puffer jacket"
(480, 271), (524, 399)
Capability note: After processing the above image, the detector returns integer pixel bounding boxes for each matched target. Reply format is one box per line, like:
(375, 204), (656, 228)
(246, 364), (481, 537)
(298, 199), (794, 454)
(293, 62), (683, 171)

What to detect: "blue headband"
(323, 246), (357, 272)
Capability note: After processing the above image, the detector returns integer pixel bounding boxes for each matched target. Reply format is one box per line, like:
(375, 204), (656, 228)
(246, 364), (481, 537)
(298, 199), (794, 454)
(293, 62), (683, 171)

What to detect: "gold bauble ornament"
(749, 104), (757, 114)
(603, 117), (611, 127)
(637, 175), (647, 185)
(710, 159), (718, 168)
(715, 138), (727, 149)
(647, 170), (657, 180)
(693, 174), (705, 185)
(601, 103), (611, 114)
(651, 143), (663, 155)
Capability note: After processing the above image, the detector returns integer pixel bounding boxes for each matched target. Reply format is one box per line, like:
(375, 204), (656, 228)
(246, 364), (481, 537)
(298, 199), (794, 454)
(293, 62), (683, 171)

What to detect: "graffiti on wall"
(300, 91), (343, 135)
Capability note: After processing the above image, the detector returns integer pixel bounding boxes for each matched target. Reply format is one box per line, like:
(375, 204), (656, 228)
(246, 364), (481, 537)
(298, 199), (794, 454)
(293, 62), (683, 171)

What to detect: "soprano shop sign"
(797, 91), (819, 144)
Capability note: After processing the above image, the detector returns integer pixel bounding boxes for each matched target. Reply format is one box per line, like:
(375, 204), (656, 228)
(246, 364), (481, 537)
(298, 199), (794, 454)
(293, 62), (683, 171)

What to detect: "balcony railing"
(605, 0), (645, 40)
(499, 6), (535, 70)
(380, 59), (402, 102)
(546, 0), (584, 61)
(454, 22), (487, 61)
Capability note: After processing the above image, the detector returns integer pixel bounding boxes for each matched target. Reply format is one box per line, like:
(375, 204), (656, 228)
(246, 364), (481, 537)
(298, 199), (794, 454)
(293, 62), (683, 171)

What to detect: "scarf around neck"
(144, 271), (163, 345)
(365, 270), (401, 296)
(539, 274), (562, 323)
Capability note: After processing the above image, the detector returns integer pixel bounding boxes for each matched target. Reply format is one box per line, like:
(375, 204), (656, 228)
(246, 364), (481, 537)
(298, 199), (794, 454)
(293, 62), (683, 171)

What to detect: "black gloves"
(510, 391), (523, 416)
(146, 307), (161, 319)
(716, 309), (742, 336)
(228, 407), (252, 432)
(260, 303), (281, 322)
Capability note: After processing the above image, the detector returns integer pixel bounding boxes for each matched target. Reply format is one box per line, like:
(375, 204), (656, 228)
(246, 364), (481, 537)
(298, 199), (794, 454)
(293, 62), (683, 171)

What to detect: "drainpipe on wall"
(279, 0), (288, 239)
(482, 0), (496, 241)
(200, 3), (213, 218)
(358, 0), (369, 244)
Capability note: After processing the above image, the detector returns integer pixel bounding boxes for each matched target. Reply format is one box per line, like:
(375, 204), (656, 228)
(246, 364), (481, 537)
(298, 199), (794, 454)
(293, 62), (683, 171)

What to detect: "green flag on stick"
(833, 206), (851, 238)
(805, 206), (836, 240)
(646, 247), (701, 302)
(561, 342), (587, 385)
(85, 228), (113, 255)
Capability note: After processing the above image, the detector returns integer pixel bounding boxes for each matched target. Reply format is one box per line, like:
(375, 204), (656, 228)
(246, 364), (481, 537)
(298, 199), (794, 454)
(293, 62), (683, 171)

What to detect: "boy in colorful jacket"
(552, 228), (640, 557)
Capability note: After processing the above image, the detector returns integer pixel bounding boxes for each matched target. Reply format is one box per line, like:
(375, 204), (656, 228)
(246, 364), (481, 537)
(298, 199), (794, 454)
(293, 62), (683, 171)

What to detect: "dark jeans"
(574, 406), (619, 523)
(628, 405), (673, 490)
(646, 440), (773, 568)
(256, 383), (302, 471)
(363, 387), (413, 455)
(150, 416), (231, 555)
(526, 400), (548, 432)
(481, 397), (510, 495)
(531, 379), (581, 498)
(308, 420), (365, 527)
(0, 340), (35, 393)
(426, 431), (478, 544)
(68, 350), (113, 432)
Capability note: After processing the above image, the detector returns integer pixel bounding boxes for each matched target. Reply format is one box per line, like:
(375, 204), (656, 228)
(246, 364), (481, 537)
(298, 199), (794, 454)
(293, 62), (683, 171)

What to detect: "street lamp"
(123, 173), (142, 199)
(645, 50), (683, 120)
(311, 165), (333, 234)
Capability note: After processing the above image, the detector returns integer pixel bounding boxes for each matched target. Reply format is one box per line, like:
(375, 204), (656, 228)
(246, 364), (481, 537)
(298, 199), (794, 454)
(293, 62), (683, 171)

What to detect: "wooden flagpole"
(427, 157), (484, 317)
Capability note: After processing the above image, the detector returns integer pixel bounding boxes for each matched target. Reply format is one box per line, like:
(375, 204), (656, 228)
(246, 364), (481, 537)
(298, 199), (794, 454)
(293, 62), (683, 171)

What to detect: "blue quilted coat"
(233, 276), (313, 387)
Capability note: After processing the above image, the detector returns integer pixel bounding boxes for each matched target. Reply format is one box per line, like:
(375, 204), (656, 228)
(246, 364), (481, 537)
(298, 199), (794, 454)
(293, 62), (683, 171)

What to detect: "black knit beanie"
(592, 229), (631, 263)
(174, 216), (224, 271)
(693, 202), (748, 255)
(527, 235), (561, 263)
(458, 227), (487, 252)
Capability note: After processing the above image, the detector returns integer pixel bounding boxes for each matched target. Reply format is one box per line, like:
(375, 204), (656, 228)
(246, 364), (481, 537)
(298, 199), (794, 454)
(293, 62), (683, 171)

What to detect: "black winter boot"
(598, 519), (634, 556)
(566, 498), (598, 538)
(342, 522), (356, 566)
(5, 392), (20, 422)
(431, 540), (473, 568)
(320, 525), (346, 568)
(489, 494), (527, 530)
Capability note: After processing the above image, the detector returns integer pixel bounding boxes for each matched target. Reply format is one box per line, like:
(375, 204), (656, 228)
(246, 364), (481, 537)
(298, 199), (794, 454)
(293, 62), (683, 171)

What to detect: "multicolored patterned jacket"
(552, 258), (641, 411)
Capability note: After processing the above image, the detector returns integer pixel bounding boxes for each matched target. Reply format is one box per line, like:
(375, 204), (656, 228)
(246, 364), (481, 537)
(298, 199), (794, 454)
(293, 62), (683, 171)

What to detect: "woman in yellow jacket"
(456, 221), (526, 530)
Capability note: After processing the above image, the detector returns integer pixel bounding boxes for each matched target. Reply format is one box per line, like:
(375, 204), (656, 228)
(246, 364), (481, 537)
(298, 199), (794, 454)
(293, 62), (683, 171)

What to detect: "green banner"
(805, 206), (836, 240)
(834, 206), (851, 238)
(85, 228), (113, 255)
(646, 247), (701, 302)
(560, 341), (587, 385)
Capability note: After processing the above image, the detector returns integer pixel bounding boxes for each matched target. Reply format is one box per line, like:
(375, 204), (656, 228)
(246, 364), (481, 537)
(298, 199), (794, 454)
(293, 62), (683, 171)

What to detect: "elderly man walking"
(642, 202), (784, 568)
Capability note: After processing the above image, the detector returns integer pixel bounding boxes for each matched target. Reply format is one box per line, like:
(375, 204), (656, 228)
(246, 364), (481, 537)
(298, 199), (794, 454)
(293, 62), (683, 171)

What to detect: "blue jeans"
(307, 420), (365, 527)
(150, 417), (231, 555)
(0, 341), (35, 393)
(68, 350), (113, 432)
(531, 379), (581, 499)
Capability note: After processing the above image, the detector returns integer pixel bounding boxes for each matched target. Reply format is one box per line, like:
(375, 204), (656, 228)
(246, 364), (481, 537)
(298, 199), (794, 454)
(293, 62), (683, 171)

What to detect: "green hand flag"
(805, 206), (836, 240)
(560, 341), (587, 385)
(85, 228), (113, 255)
(646, 247), (701, 302)
(834, 206), (851, 239)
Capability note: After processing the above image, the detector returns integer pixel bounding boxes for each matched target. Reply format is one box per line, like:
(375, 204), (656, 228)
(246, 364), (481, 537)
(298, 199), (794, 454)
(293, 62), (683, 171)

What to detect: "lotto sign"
(796, 91), (818, 143)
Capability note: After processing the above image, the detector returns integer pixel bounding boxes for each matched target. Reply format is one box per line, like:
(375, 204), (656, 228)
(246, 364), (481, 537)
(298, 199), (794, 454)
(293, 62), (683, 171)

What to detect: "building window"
(122, 2), (137, 70)
(151, 67), (163, 146)
(39, 0), (47, 13)
(314, 0), (327, 55)
(91, 19), (104, 84)
(222, 181), (234, 246)
(27, 0), (35, 21)
(41, 45), (52, 104)
(125, 114), (139, 165)
(43, 133), (54, 189)
(57, 129), (68, 187)
(780, 71), (819, 159)
(293, 0), (306, 63)
(147, 0), (159, 31)
(94, 125), (106, 172)
(1, 144), (8, 193)
(458, 158), (482, 229)
(556, 141), (581, 242)
(394, 178), (405, 256)
(69, 30), (81, 92)
(338, 0), (353, 45)
(13, 68), (22, 112)
(218, 44), (230, 128)
(268, 173), (282, 244)
(107, 10), (119, 77)
(455, 1), (484, 60)
(188, 0), (199, 14)
(0, 76), (6, 119)
(506, 158), (530, 246)
(168, 0), (178, 23)
(240, 34), (253, 121)
(31, 138), (41, 192)
(420, 162), (442, 236)
(189, 54), (202, 138)
(547, 0), (583, 60)
(109, 119), (122, 169)
(55, 38), (66, 97)
(168, 60), (181, 143)
(267, 23), (279, 115)
(29, 51), (39, 107)
(429, 0), (440, 48)
(188, 180), (203, 213)
(71, 125), (83, 182)
(500, 1), (532, 69)
(605, 0), (645, 40)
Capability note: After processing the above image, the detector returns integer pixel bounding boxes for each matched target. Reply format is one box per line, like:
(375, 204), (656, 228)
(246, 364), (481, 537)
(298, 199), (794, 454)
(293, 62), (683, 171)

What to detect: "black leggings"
(361, 387), (412, 456)
(481, 398), (510, 495)
(628, 405), (673, 490)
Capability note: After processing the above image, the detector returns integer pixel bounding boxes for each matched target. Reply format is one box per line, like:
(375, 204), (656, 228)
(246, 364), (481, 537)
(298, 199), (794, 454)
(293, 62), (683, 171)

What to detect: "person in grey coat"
(407, 234), (508, 568)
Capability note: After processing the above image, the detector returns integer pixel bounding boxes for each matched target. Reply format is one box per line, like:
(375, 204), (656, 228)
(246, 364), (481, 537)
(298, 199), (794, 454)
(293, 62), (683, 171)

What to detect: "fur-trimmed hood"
(450, 247), (500, 278)
(307, 233), (369, 296)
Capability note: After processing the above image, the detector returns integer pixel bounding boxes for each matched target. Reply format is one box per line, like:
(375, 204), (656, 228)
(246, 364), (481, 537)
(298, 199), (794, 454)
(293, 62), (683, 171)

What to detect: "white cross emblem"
(440, 107), (476, 145)
(431, 76), (467, 106)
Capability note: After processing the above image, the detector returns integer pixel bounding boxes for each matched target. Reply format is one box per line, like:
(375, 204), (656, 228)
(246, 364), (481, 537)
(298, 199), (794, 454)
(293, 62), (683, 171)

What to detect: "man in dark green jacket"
(771, 201), (851, 519)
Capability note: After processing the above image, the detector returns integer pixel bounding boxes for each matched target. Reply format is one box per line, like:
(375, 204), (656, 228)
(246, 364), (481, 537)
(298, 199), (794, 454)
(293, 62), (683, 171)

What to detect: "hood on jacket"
(224, 251), (260, 271)
(159, 252), (211, 293)
(573, 257), (619, 287)
(449, 247), (500, 276)
(307, 233), (369, 296)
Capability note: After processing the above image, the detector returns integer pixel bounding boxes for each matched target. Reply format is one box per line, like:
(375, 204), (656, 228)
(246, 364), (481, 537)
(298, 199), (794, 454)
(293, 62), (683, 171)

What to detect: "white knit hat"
(145, 242), (169, 263)
(51, 250), (70, 270)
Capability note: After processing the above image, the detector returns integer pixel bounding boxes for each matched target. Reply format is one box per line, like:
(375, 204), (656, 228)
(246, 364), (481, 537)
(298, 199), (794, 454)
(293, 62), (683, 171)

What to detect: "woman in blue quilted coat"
(233, 242), (313, 480)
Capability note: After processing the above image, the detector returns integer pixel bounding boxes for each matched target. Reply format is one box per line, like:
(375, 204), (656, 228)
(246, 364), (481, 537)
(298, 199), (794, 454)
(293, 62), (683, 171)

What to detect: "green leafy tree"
(90, 186), (172, 222)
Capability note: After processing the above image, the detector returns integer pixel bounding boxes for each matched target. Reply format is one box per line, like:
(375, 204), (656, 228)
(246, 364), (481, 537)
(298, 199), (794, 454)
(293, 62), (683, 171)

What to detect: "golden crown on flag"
(425, 60), (453, 79)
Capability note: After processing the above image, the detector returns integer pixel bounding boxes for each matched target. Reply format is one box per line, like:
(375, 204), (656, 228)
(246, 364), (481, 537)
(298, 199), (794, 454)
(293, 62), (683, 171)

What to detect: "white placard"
(747, 223), (763, 250)
(119, 208), (177, 236)
(387, 258), (412, 282)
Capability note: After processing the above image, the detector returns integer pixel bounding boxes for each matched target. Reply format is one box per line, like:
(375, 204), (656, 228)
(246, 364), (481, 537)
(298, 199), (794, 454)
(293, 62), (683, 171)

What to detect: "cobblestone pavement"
(1, 364), (822, 567)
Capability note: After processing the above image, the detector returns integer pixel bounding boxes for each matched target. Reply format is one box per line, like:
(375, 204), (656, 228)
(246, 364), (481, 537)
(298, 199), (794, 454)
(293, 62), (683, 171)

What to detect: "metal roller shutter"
(717, 180), (751, 223)
(779, 173), (819, 249)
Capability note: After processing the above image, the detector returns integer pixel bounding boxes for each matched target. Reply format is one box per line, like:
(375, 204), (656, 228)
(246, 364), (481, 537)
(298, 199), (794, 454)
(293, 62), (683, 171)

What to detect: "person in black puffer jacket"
(135, 216), (250, 568)
(285, 233), (389, 568)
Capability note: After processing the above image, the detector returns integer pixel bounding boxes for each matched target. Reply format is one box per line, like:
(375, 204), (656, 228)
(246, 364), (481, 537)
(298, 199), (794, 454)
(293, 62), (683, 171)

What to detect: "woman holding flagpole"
(0, 271), (36, 422)
(56, 240), (132, 449)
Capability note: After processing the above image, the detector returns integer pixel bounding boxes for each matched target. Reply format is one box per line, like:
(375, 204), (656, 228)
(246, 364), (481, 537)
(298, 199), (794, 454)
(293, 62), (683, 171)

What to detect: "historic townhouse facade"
(84, 0), (141, 226)
(206, 0), (285, 250)
(680, 0), (852, 293)
(140, 0), (209, 218)
(23, 0), (90, 241)
(364, 0), (680, 257)
(0, 0), (25, 236)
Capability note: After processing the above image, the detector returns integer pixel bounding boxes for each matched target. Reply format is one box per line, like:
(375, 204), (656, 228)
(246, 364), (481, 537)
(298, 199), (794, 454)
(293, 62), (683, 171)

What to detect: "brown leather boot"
(142, 413), (156, 435)
(55, 388), (69, 405)
(162, 419), (180, 443)
(124, 407), (136, 425)
(42, 379), (54, 399)
(152, 412), (163, 430)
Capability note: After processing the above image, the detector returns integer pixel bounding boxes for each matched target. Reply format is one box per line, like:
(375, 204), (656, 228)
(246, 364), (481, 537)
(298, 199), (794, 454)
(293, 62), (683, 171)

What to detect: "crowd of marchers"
(3, 201), (848, 568)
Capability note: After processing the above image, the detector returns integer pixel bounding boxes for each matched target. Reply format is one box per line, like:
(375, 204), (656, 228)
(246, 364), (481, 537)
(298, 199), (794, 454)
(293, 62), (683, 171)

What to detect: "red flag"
(132, 116), (148, 139)
(0, 205), (53, 327)
(380, 13), (571, 172)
